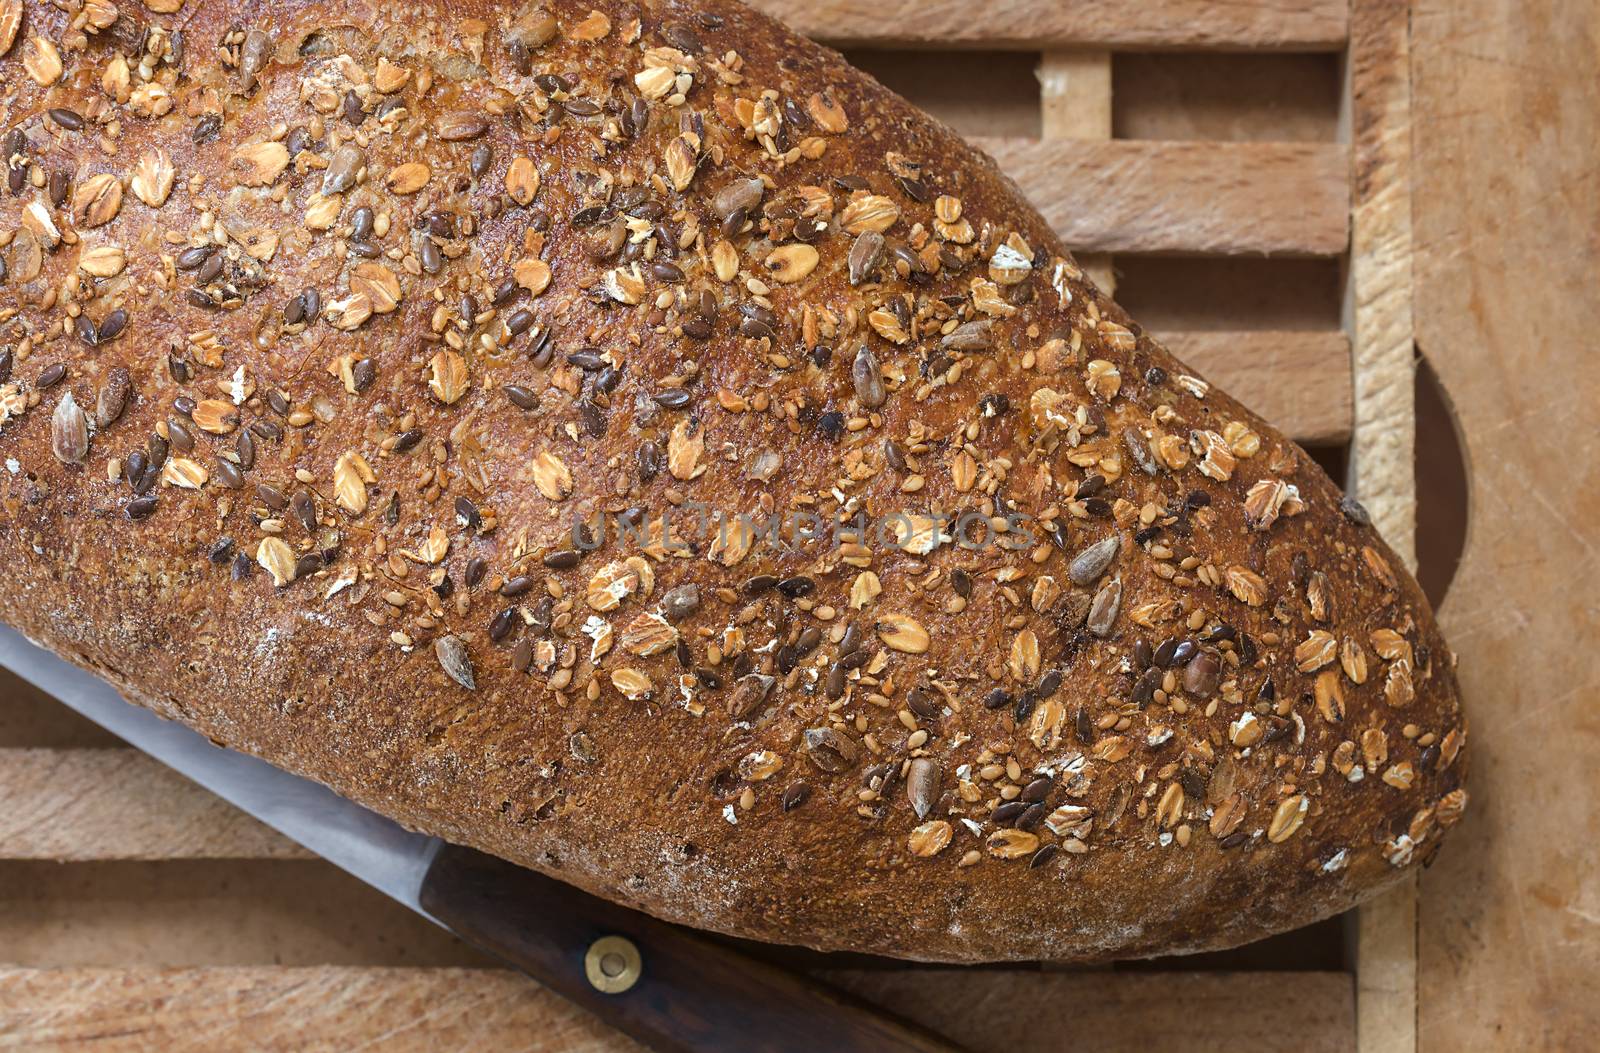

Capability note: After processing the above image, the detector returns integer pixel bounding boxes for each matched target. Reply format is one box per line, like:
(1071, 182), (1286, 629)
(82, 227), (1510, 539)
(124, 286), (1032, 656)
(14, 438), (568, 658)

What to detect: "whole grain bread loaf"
(0, 0), (1467, 961)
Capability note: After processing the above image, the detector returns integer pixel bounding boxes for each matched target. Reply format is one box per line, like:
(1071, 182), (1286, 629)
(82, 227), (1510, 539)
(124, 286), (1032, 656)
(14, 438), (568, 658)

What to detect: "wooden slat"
(1342, 3), (1418, 565)
(0, 967), (1354, 1052)
(0, 859), (489, 969)
(0, 750), (308, 861)
(981, 139), (1350, 256)
(1164, 330), (1352, 444)
(0, 968), (635, 1053)
(752, 0), (1348, 51)
(1358, 876), (1416, 1053)
(1344, 1), (1421, 1051)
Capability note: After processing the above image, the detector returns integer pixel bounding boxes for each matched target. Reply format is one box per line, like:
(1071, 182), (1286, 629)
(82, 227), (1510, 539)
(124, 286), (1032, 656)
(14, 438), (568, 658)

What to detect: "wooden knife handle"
(420, 844), (963, 1053)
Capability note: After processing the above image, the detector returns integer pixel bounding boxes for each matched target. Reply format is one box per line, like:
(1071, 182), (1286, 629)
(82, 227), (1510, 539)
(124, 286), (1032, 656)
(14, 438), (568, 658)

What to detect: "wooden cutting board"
(4, 0), (1597, 1048)
(1411, 0), (1600, 1047)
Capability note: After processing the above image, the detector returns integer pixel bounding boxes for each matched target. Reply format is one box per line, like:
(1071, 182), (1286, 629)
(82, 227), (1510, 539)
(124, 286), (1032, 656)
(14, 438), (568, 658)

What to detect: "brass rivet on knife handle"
(585, 934), (642, 994)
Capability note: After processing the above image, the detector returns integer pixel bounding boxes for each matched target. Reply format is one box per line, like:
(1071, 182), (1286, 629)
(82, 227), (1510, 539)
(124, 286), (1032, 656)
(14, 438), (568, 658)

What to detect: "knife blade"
(0, 623), (962, 1053)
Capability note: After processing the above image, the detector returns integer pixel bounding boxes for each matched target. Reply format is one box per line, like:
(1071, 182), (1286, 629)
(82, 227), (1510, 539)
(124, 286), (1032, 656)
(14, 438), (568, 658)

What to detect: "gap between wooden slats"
(750, 0), (1349, 51)
(982, 139), (1350, 256)
(0, 967), (1356, 1053)
(1038, 52), (1117, 293)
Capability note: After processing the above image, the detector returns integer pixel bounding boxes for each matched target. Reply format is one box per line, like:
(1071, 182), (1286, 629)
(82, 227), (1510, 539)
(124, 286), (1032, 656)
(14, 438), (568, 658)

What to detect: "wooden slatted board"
(0, 1), (1425, 1049)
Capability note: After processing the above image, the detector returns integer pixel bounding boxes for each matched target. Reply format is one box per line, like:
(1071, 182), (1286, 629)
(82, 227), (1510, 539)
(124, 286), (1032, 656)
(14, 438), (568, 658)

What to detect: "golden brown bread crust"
(0, 0), (1466, 961)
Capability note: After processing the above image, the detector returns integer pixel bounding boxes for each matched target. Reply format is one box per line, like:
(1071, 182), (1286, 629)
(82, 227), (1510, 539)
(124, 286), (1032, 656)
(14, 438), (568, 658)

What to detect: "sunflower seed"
(852, 344), (885, 408)
(661, 584), (700, 622)
(321, 144), (363, 194)
(1086, 577), (1122, 637)
(906, 758), (941, 819)
(51, 392), (89, 464)
(711, 177), (764, 223)
(728, 673), (776, 719)
(941, 320), (993, 352)
(1069, 535), (1119, 585)
(802, 726), (859, 773)
(847, 231), (885, 285)
(1182, 647), (1222, 698)
(239, 29), (273, 88)
(435, 111), (489, 141)
(95, 368), (130, 427)
(435, 635), (476, 690)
